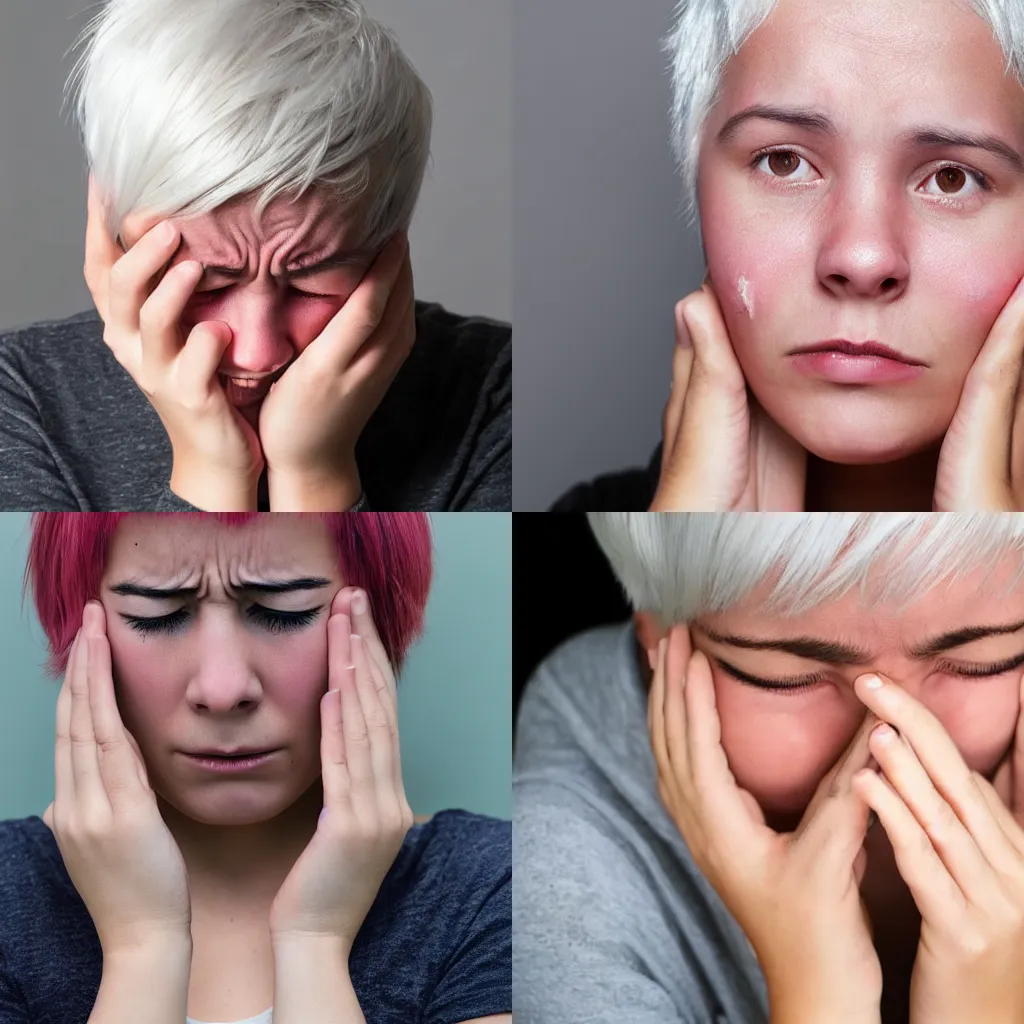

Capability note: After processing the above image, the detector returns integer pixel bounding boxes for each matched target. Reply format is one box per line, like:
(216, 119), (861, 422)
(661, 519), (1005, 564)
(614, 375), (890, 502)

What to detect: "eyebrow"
(715, 104), (1024, 173)
(202, 250), (366, 281)
(696, 618), (1024, 664)
(109, 577), (333, 599)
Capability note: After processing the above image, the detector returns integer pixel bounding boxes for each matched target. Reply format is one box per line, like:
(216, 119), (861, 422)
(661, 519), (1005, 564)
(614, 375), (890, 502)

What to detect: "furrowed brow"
(109, 576), (332, 598)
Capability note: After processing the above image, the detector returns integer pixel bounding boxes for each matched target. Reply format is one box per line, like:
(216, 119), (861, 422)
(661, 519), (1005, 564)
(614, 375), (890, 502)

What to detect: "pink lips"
(789, 339), (928, 385)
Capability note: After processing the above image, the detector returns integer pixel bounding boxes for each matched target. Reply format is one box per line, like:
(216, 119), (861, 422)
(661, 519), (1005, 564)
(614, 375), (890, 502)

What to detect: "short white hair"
(589, 513), (1024, 628)
(664, 0), (1024, 227)
(64, 0), (433, 251)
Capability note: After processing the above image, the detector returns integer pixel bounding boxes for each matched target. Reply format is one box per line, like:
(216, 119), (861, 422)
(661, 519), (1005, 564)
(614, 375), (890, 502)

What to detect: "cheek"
(182, 294), (345, 345)
(914, 248), (1022, 361)
(715, 677), (856, 815)
(930, 679), (1020, 776)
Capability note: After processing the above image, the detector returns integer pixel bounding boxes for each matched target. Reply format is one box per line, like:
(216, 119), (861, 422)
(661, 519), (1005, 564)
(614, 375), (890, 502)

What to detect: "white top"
(186, 1008), (273, 1024)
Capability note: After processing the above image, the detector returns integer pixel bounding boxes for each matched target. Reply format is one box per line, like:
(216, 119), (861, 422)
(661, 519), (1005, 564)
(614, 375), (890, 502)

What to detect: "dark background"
(513, 513), (631, 745)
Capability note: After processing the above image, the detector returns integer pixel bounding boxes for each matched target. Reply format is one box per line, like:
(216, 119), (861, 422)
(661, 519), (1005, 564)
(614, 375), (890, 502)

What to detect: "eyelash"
(121, 605), (322, 637)
(716, 651), (1024, 695)
(199, 286), (331, 299)
(749, 147), (992, 195)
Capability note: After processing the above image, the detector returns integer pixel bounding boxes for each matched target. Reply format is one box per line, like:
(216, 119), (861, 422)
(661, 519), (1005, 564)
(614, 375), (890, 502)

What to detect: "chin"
(754, 388), (951, 464)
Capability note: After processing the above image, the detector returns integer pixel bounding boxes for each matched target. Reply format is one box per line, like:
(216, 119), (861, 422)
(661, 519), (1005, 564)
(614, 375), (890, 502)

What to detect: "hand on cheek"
(852, 671), (1024, 1024)
(934, 276), (1024, 512)
(268, 587), (413, 952)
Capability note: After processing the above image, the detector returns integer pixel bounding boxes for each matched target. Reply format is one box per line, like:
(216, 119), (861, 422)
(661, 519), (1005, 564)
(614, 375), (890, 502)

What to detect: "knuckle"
(925, 797), (958, 839)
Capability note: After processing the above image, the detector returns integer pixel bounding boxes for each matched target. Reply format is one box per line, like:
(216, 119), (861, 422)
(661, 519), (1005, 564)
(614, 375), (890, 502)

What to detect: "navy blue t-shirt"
(0, 809), (510, 1023)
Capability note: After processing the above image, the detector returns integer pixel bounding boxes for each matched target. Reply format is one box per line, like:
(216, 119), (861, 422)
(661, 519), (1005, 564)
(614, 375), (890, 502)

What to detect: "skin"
(89, 513), (345, 913)
(636, 553), (1024, 1018)
(696, 0), (1024, 504)
(119, 188), (376, 434)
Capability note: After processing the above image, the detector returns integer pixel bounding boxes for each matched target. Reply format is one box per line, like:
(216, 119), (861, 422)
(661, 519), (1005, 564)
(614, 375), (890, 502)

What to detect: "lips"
(789, 339), (926, 366)
(187, 748), (274, 757)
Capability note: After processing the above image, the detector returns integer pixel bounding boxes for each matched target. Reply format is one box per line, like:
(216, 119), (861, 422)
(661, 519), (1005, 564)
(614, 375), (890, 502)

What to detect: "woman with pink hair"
(0, 512), (510, 1024)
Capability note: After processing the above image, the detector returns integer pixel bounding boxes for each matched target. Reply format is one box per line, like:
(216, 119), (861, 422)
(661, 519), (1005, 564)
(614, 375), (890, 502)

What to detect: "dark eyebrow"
(906, 127), (1024, 174)
(716, 104), (1024, 173)
(696, 618), (1024, 664)
(202, 251), (366, 281)
(109, 577), (333, 599)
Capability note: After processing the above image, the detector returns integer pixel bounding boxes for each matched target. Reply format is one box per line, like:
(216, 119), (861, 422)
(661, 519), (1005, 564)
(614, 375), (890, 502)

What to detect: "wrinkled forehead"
(101, 515), (338, 585)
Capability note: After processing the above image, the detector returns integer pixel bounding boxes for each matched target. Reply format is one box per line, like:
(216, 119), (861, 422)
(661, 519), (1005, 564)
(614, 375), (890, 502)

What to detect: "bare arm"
(88, 937), (192, 1024)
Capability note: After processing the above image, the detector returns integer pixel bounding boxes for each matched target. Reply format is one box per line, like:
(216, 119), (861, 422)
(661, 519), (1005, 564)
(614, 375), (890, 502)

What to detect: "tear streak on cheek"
(737, 275), (755, 319)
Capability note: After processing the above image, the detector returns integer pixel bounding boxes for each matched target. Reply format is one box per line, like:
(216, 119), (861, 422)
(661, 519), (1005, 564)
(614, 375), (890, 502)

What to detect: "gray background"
(0, 512), (511, 824)
(513, 0), (705, 509)
(0, 0), (511, 332)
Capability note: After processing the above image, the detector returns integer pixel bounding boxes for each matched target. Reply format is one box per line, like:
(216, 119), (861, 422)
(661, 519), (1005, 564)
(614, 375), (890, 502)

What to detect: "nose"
(186, 610), (261, 713)
(815, 176), (910, 302)
(209, 287), (294, 376)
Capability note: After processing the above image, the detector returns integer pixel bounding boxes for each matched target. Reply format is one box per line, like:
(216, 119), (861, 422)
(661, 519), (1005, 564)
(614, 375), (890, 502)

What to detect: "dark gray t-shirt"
(0, 809), (511, 1023)
(513, 623), (769, 1024)
(0, 301), (510, 510)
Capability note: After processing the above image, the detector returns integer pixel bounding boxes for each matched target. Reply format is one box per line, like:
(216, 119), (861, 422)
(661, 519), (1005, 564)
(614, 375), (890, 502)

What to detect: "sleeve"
(513, 658), (705, 1024)
(0, 944), (29, 1024)
(0, 361), (82, 510)
(423, 843), (512, 1024)
(547, 444), (660, 512)
(451, 341), (510, 511)
(154, 485), (201, 511)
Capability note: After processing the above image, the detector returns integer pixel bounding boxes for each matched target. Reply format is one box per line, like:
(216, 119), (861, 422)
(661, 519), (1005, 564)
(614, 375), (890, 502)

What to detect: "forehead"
(707, 552), (1024, 638)
(101, 515), (339, 580)
(177, 188), (366, 258)
(715, 0), (1024, 139)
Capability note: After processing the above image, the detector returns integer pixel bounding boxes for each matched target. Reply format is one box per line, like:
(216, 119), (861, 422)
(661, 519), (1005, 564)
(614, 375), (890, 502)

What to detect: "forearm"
(272, 935), (365, 1024)
(88, 937), (192, 1024)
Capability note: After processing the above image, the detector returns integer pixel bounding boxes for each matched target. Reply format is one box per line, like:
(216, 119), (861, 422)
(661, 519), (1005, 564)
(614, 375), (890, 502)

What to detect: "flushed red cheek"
(716, 684), (853, 814)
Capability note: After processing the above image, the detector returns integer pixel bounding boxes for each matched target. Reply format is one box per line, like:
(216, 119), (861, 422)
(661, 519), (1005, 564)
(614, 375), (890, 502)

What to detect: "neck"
(157, 777), (324, 911)
(805, 445), (941, 511)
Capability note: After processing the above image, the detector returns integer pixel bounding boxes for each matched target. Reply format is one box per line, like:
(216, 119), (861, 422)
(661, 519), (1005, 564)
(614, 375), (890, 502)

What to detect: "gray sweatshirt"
(0, 301), (509, 510)
(513, 623), (770, 1024)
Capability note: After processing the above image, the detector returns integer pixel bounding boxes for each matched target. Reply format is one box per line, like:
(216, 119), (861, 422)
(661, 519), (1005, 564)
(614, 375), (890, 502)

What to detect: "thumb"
(796, 711), (879, 858)
(657, 287), (749, 508)
(660, 299), (694, 474)
(180, 321), (233, 396)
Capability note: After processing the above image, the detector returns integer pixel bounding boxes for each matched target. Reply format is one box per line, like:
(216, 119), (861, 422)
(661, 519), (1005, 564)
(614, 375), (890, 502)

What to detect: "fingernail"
(352, 590), (366, 615)
(862, 674), (884, 690)
(159, 221), (176, 243)
(872, 723), (895, 741)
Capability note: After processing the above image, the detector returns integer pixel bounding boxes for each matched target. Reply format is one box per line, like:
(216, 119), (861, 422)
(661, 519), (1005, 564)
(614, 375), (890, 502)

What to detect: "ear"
(634, 611), (666, 671)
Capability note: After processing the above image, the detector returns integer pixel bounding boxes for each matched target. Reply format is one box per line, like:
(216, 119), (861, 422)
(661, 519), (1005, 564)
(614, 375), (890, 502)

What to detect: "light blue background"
(0, 512), (511, 823)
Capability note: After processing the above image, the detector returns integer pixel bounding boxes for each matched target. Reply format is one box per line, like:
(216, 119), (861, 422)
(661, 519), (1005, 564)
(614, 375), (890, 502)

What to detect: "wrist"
(766, 974), (880, 1024)
(267, 461), (362, 511)
(170, 460), (260, 511)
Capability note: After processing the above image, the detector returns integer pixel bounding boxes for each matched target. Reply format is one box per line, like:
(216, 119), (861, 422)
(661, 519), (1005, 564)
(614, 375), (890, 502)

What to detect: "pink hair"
(24, 513), (432, 679)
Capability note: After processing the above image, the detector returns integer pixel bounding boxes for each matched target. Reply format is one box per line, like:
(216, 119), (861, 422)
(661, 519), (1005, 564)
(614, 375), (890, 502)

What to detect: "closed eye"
(121, 605), (323, 636)
(714, 651), (1024, 695)
(197, 286), (332, 299)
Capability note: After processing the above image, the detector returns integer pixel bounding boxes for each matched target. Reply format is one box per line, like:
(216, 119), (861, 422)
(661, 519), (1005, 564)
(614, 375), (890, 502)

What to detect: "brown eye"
(767, 151), (801, 177)
(935, 167), (967, 194)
